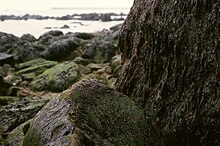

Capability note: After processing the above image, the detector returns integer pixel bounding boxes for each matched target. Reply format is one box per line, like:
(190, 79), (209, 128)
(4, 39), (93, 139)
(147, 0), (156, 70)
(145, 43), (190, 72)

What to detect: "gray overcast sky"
(0, 0), (134, 10)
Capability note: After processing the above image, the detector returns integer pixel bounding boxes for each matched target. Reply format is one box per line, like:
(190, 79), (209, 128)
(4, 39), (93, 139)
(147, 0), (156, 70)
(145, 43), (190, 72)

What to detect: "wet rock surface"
(23, 79), (164, 146)
(116, 0), (220, 145)
(0, 24), (123, 145)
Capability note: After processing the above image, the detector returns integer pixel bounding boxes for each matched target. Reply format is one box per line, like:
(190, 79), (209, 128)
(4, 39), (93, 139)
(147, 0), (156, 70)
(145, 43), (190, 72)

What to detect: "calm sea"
(0, 8), (130, 38)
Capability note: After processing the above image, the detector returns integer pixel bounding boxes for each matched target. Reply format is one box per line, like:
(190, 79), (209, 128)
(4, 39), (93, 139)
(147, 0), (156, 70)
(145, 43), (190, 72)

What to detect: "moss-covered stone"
(23, 80), (164, 146)
(23, 91), (73, 146)
(16, 58), (57, 76)
(29, 61), (80, 92)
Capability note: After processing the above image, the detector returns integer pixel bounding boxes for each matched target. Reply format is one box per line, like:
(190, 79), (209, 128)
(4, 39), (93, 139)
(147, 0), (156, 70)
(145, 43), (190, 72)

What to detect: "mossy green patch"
(30, 61), (80, 92)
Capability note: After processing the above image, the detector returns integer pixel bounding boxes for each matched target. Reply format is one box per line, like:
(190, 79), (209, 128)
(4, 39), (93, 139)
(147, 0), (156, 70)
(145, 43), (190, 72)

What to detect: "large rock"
(20, 34), (37, 42)
(29, 61), (80, 92)
(12, 42), (43, 62)
(23, 79), (163, 146)
(43, 38), (80, 61)
(116, 0), (220, 145)
(82, 40), (116, 63)
(0, 32), (20, 53)
(16, 58), (57, 81)
(38, 30), (64, 40)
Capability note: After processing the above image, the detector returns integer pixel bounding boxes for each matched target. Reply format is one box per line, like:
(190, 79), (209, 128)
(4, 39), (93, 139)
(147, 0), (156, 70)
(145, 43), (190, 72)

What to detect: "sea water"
(0, 7), (130, 38)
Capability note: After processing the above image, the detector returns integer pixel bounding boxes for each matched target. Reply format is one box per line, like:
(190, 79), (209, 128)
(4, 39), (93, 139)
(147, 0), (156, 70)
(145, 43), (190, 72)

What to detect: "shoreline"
(0, 12), (127, 21)
(0, 18), (124, 38)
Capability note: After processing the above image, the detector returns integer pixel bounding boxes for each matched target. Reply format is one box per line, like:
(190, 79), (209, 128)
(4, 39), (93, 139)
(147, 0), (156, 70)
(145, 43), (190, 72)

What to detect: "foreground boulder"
(23, 79), (164, 146)
(29, 61), (80, 92)
(116, 0), (220, 145)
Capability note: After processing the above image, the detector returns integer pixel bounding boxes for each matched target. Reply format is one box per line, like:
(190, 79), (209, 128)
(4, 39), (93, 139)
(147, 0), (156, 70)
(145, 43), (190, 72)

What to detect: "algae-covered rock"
(16, 58), (57, 77)
(23, 80), (163, 146)
(29, 61), (80, 92)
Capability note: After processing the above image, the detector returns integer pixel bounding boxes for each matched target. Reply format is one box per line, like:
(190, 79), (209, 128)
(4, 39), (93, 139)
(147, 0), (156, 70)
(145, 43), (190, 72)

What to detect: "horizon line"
(51, 7), (131, 10)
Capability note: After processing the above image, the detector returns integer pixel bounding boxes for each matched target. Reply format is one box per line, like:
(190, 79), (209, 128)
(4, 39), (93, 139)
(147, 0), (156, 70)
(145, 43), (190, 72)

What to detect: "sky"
(0, 0), (134, 10)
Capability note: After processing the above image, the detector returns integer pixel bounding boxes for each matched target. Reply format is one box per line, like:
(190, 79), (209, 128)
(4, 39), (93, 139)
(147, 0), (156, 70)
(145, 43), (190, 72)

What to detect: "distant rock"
(44, 27), (52, 29)
(60, 24), (70, 29)
(100, 14), (112, 22)
(56, 15), (73, 20)
(80, 13), (99, 20)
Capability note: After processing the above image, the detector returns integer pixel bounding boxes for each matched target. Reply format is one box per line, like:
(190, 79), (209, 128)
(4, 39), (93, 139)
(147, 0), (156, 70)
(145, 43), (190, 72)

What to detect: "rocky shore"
(0, 24), (125, 145)
(0, 12), (126, 22)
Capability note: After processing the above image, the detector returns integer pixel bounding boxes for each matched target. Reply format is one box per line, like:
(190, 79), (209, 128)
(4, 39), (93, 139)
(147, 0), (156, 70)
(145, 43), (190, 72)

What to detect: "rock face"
(23, 79), (163, 146)
(116, 0), (220, 145)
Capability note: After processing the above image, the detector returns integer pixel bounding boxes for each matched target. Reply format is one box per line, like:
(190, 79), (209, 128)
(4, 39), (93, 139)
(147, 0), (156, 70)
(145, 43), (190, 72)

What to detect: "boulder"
(0, 32), (20, 53)
(74, 32), (94, 40)
(23, 79), (163, 145)
(20, 34), (37, 42)
(43, 38), (80, 61)
(38, 30), (63, 40)
(16, 58), (57, 80)
(29, 61), (80, 92)
(82, 40), (116, 63)
(0, 53), (15, 67)
(12, 41), (45, 62)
